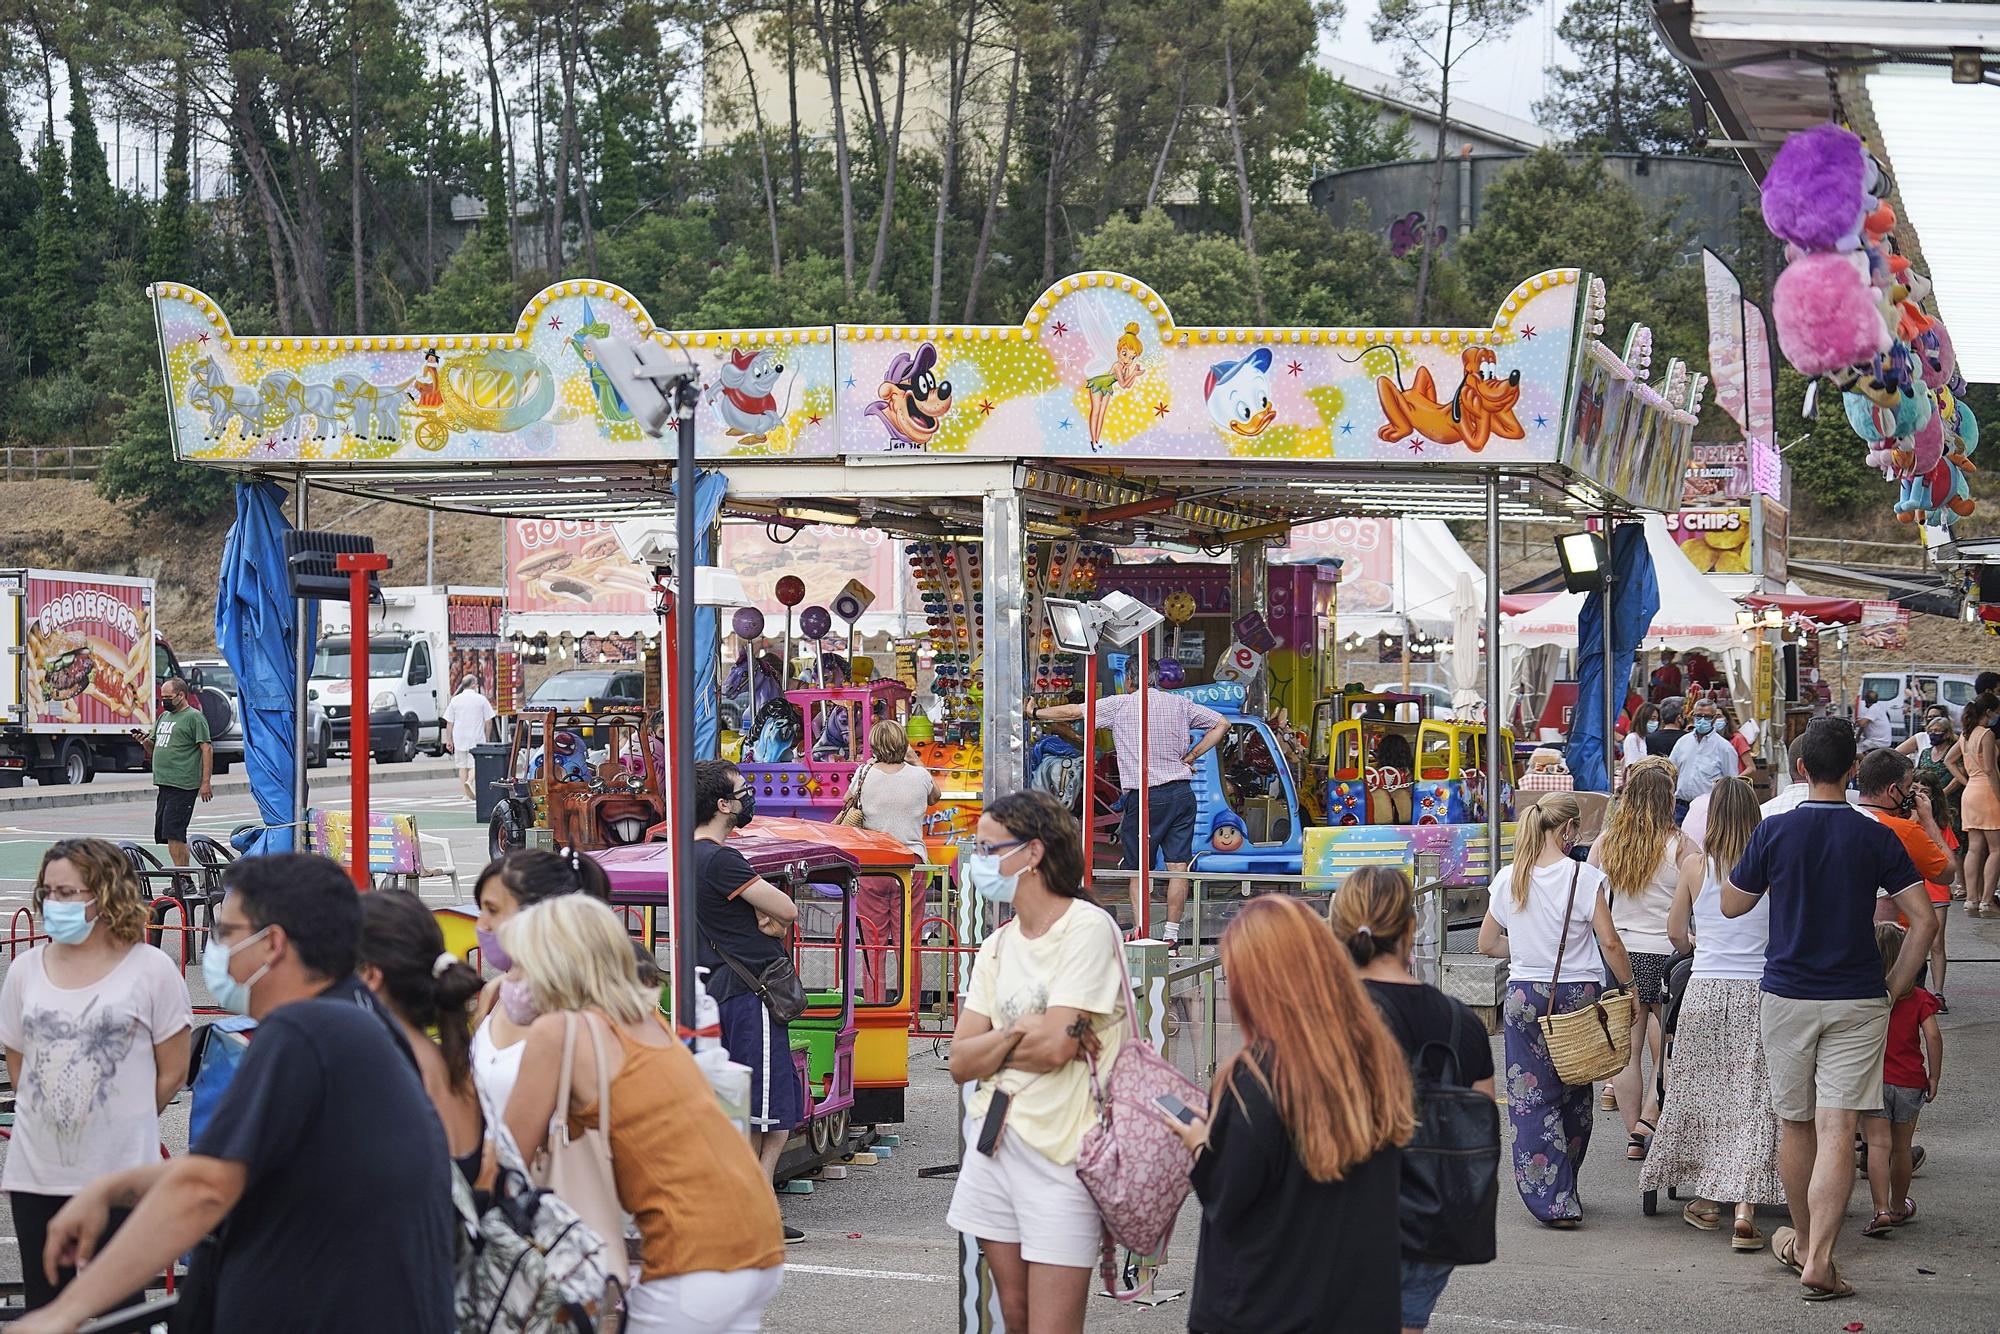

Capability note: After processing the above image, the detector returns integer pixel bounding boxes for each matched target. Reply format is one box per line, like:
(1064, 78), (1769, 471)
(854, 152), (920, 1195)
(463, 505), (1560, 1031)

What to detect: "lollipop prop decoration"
(1164, 590), (1197, 662)
(832, 579), (875, 661)
(775, 575), (806, 690)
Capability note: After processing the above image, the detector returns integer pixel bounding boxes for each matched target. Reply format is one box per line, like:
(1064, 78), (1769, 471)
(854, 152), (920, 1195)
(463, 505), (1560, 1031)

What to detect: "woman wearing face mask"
(690, 760), (804, 1237)
(468, 847), (612, 1117)
(1900, 712), (1962, 849)
(0, 839), (191, 1310)
(359, 891), (488, 1187)
(1477, 793), (1635, 1227)
(946, 790), (1127, 1334)
(1622, 704), (1659, 778)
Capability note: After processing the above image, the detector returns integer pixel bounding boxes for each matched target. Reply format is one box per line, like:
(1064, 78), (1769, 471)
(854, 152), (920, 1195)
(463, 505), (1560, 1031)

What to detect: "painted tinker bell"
(1082, 317), (1147, 451)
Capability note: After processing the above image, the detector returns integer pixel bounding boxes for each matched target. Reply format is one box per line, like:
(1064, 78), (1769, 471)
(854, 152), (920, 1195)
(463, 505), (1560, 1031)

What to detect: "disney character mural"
(1203, 348), (1277, 439)
(866, 341), (953, 450)
(1081, 318), (1147, 450)
(1375, 346), (1525, 451)
(708, 347), (787, 443)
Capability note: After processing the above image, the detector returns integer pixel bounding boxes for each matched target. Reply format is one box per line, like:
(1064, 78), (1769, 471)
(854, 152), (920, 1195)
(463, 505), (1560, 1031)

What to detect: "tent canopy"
(1742, 592), (1863, 625)
(1280, 519), (1484, 639)
(1502, 516), (1750, 655)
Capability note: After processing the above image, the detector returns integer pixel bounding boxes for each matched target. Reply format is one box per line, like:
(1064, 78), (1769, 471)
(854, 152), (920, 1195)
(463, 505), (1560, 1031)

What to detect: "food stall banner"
(23, 573), (153, 731)
(1858, 601), (1911, 653)
(1668, 508), (1755, 575)
(505, 520), (652, 616)
(1757, 496), (1789, 584)
(1682, 442), (1752, 505)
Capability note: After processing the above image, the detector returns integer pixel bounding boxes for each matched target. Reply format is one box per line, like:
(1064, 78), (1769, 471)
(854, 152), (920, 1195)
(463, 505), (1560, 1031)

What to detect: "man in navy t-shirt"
(16, 855), (454, 1334)
(1724, 717), (1936, 1302)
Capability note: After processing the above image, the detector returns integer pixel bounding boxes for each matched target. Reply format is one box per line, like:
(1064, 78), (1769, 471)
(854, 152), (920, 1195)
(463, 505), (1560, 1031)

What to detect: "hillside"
(0, 482), (504, 655)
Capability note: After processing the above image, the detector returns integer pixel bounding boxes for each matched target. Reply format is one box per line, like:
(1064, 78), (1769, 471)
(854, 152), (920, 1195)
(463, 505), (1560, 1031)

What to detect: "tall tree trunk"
(534, 17), (552, 274)
(786, 0), (803, 203)
(847, 0), (890, 159)
(350, 11), (365, 333)
(929, 0), (978, 321)
(1413, 1), (1456, 324)
(728, 20), (784, 279)
(812, 0), (856, 292)
(1222, 31), (1265, 323)
(476, 0), (518, 282)
(1145, 62), (1190, 211)
(550, 14), (575, 276)
(562, 1), (597, 277)
(866, 45), (908, 293)
(964, 46), (1020, 322)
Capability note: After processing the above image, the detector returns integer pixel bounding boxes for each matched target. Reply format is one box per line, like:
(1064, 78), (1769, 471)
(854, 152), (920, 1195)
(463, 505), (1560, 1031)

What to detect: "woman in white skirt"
(1639, 776), (1785, 1250)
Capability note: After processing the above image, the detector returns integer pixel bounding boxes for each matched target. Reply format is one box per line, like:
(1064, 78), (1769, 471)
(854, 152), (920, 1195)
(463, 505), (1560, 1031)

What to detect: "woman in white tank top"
(1639, 777), (1784, 1252)
(1587, 760), (1693, 1159)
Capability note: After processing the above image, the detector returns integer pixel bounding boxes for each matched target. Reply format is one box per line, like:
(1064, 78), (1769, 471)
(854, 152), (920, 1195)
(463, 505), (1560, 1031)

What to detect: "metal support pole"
(1136, 633), (1151, 938)
(671, 380), (700, 1040)
(1602, 503), (1617, 793)
(1229, 542), (1269, 715)
(336, 551), (390, 890)
(425, 508), (436, 586)
(292, 480), (311, 848)
(1484, 478), (1503, 877)
(1081, 652), (1097, 890)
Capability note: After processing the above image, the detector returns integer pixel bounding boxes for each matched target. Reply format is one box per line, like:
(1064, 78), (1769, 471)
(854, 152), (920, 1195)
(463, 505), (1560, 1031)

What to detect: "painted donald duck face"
(1204, 347), (1276, 439)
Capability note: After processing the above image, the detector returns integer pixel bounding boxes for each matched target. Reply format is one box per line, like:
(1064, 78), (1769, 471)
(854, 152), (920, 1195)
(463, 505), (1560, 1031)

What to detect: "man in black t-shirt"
(18, 855), (453, 1334)
(693, 760), (803, 1234)
(1645, 695), (1687, 758)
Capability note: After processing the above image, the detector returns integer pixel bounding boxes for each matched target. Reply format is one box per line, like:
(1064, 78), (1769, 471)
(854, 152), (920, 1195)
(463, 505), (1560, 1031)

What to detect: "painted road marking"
(1437, 1317), (1614, 1333)
(782, 1264), (954, 1285)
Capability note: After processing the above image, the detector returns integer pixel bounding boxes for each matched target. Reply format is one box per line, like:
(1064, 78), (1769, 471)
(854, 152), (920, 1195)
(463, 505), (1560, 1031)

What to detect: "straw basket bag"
(1534, 863), (1634, 1086)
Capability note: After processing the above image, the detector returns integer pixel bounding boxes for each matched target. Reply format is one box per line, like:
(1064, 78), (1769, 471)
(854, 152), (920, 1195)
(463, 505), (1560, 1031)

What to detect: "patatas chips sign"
(1667, 508), (1754, 575)
(23, 573), (154, 730)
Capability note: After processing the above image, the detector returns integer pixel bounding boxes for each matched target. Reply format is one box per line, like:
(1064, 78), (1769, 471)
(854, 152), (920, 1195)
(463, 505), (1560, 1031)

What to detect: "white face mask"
(964, 844), (1029, 905)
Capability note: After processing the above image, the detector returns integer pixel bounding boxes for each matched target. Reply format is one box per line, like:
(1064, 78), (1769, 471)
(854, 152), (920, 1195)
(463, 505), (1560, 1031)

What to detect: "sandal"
(1893, 1196), (1917, 1227)
(1731, 1218), (1766, 1252)
(1682, 1201), (1724, 1231)
(1599, 1086), (1617, 1111)
(1541, 1217), (1580, 1230)
(1801, 1267), (1856, 1302)
(1772, 1227), (1803, 1275)
(1863, 1210), (1899, 1238)
(1627, 1118), (1655, 1161)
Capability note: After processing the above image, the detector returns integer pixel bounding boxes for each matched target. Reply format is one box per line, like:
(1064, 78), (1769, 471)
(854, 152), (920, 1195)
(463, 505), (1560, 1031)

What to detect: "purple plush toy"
(1761, 124), (1870, 252)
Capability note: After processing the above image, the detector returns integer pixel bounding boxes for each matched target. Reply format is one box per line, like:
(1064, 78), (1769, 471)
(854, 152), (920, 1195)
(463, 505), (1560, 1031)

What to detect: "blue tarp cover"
(1567, 525), (1660, 793)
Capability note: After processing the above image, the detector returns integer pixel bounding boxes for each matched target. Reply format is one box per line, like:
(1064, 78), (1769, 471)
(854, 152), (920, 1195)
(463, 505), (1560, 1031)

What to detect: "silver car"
(184, 659), (331, 770)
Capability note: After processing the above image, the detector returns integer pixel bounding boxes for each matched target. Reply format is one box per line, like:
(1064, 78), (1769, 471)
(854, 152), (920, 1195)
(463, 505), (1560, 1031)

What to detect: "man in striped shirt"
(1033, 663), (1229, 949)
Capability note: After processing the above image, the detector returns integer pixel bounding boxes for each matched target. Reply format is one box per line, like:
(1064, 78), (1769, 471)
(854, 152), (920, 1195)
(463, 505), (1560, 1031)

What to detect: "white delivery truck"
(0, 569), (191, 786)
(311, 585), (504, 763)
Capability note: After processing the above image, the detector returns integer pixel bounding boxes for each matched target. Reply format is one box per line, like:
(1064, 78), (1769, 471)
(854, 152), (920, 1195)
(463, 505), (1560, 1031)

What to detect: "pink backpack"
(1074, 940), (1205, 1299)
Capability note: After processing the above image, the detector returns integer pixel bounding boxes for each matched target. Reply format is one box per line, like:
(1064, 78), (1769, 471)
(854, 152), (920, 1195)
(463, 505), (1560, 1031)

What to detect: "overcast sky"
(1326, 0), (1569, 124)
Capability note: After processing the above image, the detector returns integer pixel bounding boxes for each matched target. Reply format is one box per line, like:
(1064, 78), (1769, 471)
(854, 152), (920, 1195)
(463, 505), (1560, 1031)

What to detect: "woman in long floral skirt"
(1478, 792), (1636, 1227)
(1640, 778), (1786, 1249)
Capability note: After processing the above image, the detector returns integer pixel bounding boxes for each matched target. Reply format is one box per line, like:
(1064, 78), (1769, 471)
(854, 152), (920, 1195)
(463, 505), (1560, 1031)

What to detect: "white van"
(1857, 671), (1982, 742)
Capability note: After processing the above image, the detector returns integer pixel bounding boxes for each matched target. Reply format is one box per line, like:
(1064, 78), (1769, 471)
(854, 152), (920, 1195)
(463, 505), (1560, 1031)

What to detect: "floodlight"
(1043, 592), (1163, 651)
(1555, 531), (1608, 593)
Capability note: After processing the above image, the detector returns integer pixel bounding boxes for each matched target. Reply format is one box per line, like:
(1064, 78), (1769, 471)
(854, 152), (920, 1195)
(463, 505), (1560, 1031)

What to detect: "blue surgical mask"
(1693, 719), (1714, 736)
(203, 927), (273, 1016)
(42, 900), (94, 946)
(963, 851), (1021, 905)
(1645, 720), (1660, 734)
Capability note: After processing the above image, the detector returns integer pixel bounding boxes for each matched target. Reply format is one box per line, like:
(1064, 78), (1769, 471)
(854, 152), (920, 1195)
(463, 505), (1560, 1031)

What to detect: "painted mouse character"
(866, 341), (953, 450)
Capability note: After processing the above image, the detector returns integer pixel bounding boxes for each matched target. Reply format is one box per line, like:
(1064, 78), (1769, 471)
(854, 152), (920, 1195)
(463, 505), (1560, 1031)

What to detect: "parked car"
(1858, 670), (1981, 742)
(188, 658), (334, 770)
(527, 669), (646, 711)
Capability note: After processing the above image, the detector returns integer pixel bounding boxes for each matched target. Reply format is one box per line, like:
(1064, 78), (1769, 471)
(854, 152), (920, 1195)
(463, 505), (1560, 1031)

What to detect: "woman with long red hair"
(1162, 894), (1414, 1333)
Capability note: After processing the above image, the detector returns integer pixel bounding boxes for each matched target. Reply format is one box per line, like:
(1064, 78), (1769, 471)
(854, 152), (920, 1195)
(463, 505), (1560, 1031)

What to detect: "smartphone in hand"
(1153, 1093), (1200, 1126)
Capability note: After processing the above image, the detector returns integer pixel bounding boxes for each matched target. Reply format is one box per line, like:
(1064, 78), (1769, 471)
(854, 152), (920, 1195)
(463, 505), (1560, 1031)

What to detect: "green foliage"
(1536, 0), (1702, 155)
(27, 139), (78, 376)
(147, 83), (193, 282)
(1077, 210), (1262, 324)
(86, 272), (231, 522)
(67, 67), (113, 238)
(405, 218), (522, 333)
(1776, 368), (1881, 516)
(1282, 69), (1418, 191)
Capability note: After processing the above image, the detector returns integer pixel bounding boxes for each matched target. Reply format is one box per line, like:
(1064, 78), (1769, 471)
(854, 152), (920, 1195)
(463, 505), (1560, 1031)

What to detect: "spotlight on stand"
(1044, 591), (1164, 652)
(1555, 530), (1609, 594)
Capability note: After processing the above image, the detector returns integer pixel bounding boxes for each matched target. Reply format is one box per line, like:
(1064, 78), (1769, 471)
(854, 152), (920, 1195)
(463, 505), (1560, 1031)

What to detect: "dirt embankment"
(0, 482), (504, 655)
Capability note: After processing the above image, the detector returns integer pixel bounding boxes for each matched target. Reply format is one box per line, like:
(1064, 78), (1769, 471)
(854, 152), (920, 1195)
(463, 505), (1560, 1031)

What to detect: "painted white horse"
(258, 372), (343, 444)
(331, 372), (418, 440)
(188, 357), (268, 441)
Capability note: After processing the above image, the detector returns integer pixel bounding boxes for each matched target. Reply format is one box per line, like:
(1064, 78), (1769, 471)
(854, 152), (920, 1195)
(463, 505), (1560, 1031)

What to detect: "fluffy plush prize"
(1775, 252), (1892, 375)
(1761, 124), (1872, 251)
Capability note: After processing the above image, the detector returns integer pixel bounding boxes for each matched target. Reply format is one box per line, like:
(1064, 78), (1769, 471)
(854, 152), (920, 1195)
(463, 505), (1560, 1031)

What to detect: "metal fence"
(1, 444), (107, 480)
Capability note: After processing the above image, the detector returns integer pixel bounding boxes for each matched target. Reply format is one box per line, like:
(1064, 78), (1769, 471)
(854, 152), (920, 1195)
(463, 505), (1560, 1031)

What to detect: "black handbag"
(704, 929), (809, 1025)
(1400, 1006), (1501, 1266)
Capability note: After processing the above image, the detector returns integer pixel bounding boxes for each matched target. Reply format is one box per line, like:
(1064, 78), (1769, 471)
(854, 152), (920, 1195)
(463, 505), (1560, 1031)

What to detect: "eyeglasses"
(209, 919), (259, 946)
(731, 788), (754, 802)
(972, 838), (1025, 857)
(36, 886), (92, 903)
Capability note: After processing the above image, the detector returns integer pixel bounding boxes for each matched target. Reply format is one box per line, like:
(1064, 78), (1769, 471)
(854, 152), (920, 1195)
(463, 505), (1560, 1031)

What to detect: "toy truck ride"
(0, 570), (186, 787)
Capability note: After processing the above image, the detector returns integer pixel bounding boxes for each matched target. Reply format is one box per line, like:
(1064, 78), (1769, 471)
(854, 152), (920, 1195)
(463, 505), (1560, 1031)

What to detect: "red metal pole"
(1135, 634), (1150, 939)
(1081, 653), (1097, 893)
(336, 552), (389, 891)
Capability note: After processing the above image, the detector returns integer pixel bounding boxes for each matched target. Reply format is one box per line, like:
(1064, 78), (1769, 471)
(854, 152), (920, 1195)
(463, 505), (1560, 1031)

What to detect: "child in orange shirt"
(1861, 923), (1944, 1237)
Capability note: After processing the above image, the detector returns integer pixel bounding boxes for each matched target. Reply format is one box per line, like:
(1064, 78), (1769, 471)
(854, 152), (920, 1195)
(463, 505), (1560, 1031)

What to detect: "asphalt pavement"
(0, 778), (1995, 1329)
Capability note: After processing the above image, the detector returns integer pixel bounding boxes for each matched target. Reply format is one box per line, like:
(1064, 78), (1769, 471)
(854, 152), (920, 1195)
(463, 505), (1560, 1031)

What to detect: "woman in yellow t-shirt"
(947, 790), (1127, 1334)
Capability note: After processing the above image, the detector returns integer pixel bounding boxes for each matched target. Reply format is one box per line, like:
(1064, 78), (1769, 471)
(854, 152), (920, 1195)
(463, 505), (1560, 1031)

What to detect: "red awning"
(1741, 593), (1864, 625)
(1500, 592), (1557, 615)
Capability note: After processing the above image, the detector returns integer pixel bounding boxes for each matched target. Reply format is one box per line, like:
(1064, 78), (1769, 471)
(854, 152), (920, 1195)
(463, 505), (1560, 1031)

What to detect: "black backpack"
(1400, 1005), (1501, 1266)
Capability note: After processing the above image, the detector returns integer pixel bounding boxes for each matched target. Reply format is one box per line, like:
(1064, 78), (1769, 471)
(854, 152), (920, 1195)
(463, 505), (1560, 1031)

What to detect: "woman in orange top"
(504, 895), (784, 1334)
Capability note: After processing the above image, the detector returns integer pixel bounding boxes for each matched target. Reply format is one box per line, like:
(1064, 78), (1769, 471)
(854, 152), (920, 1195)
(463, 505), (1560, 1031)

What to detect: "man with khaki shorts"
(1724, 717), (1936, 1303)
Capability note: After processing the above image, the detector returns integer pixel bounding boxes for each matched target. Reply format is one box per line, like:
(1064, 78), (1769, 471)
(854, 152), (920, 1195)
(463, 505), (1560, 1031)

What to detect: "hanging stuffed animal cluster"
(1763, 122), (1978, 527)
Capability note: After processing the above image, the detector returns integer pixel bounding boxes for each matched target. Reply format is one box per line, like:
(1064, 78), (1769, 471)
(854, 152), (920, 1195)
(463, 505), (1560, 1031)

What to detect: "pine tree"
(148, 80), (193, 280)
(596, 116), (638, 231)
(0, 102), (41, 369)
(27, 139), (79, 375)
(1535, 0), (1702, 154)
(67, 66), (113, 236)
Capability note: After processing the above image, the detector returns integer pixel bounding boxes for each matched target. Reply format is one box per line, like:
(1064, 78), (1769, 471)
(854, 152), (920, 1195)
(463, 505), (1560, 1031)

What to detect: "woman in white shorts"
(948, 790), (1127, 1334)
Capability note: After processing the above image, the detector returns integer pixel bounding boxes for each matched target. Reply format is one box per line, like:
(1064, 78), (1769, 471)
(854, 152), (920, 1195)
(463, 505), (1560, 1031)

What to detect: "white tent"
(1501, 515), (1755, 714)
(1278, 519), (1485, 640)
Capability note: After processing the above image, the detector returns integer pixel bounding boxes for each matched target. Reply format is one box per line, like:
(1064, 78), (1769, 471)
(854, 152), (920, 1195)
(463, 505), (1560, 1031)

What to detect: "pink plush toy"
(1920, 323), (1956, 390)
(1774, 252), (1892, 375)
(1910, 407), (1947, 475)
(1761, 125), (1871, 251)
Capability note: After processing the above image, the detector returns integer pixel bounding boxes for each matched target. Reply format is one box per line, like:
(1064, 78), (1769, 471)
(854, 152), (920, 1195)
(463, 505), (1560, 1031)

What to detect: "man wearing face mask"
(1669, 699), (1739, 823)
(14, 854), (454, 1334)
(691, 760), (804, 1235)
(133, 676), (211, 872)
(1854, 750), (1954, 919)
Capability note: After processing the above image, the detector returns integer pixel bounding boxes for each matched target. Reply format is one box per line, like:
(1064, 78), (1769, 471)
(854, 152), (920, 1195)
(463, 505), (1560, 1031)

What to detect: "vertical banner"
(1704, 248), (1779, 498)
